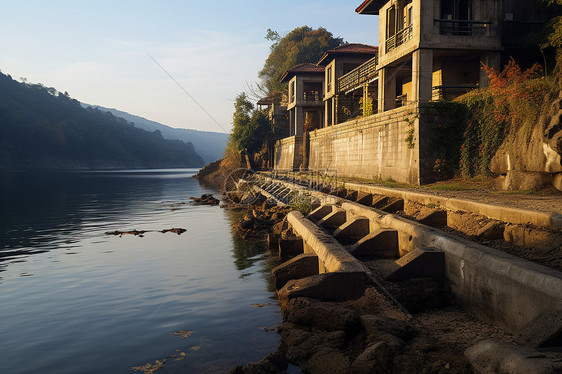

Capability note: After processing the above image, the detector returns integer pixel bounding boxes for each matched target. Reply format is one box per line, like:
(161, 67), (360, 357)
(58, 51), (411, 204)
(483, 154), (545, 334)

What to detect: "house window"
(441, 0), (472, 20)
(289, 81), (295, 103)
(387, 5), (397, 40)
(440, 0), (474, 35)
(405, 4), (413, 28)
(327, 66), (333, 93)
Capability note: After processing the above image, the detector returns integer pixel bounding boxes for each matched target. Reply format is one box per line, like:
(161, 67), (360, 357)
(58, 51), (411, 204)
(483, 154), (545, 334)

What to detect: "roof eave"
(356, 0), (384, 15)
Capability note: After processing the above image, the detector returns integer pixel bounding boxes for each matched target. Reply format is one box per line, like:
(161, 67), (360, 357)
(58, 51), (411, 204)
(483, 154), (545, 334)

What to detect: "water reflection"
(226, 209), (279, 294)
(0, 170), (281, 374)
(0, 169), (201, 270)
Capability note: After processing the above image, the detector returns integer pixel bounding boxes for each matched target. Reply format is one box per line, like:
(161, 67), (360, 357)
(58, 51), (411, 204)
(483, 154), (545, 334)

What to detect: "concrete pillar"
(479, 51), (501, 88)
(324, 101), (329, 128)
(411, 49), (433, 103)
(362, 84), (369, 116)
(378, 67), (397, 112)
(295, 107), (305, 136)
(289, 110), (295, 137)
(331, 97), (337, 126)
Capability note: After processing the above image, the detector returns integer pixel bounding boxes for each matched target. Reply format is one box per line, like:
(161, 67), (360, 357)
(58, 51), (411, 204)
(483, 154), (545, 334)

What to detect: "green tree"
(259, 26), (344, 95)
(229, 93), (272, 168)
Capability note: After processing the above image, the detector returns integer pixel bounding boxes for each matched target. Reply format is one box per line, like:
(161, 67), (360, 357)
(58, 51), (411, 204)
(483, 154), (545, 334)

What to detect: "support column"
(324, 101), (329, 128)
(479, 51), (501, 88)
(411, 49), (433, 104)
(378, 67), (397, 112)
(295, 107), (305, 136)
(331, 97), (337, 126)
(289, 110), (295, 137)
(362, 84), (368, 116)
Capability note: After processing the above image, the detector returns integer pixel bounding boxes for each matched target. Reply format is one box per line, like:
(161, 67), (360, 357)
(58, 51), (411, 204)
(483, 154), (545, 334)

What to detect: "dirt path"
(345, 177), (562, 215)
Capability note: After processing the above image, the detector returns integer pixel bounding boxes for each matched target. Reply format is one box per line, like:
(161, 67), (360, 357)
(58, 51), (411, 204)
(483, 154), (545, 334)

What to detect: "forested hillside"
(0, 72), (204, 170)
(85, 105), (228, 164)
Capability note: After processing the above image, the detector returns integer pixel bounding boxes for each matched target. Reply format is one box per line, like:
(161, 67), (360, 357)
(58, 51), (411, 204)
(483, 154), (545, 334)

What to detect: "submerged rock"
(228, 352), (288, 374)
(190, 194), (220, 205)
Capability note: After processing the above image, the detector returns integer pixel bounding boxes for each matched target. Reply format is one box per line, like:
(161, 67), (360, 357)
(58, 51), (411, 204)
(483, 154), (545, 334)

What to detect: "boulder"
(496, 170), (553, 191)
(514, 306), (562, 348)
(490, 111), (562, 175)
(282, 297), (360, 331)
(228, 352), (288, 374)
(278, 272), (366, 302)
(350, 341), (393, 374)
(303, 347), (351, 374)
(465, 339), (560, 374)
(360, 315), (418, 341)
(279, 324), (346, 364)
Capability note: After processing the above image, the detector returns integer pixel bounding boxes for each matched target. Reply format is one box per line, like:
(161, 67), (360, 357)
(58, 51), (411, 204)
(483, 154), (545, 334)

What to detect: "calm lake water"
(0, 169), (281, 374)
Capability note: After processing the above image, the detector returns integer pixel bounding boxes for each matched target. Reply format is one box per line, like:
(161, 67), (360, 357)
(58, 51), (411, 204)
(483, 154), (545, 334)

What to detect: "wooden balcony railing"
(337, 55), (379, 94)
(385, 25), (413, 53)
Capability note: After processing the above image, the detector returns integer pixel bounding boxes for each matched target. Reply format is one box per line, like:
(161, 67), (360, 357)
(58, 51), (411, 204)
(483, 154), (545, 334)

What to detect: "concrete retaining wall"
(274, 136), (303, 170)
(307, 105), (420, 184)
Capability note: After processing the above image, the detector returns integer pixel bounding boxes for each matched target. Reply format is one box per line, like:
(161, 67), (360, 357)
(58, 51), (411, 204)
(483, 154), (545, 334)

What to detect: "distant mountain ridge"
(0, 71), (204, 170)
(84, 105), (228, 164)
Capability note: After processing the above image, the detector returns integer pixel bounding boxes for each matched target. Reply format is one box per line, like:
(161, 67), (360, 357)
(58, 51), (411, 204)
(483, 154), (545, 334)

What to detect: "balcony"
(385, 25), (413, 53)
(434, 19), (491, 36)
(337, 55), (379, 94)
(303, 91), (321, 102)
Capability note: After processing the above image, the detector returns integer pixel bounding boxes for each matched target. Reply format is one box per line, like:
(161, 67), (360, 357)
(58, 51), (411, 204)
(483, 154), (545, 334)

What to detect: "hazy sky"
(0, 1), (379, 133)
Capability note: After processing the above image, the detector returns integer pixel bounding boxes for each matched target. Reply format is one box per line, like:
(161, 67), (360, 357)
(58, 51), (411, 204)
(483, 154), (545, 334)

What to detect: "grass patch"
(424, 183), (478, 191)
(372, 175), (411, 188)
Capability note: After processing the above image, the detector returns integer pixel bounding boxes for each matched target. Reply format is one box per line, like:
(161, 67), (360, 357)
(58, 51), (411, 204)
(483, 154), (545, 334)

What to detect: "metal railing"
(432, 84), (478, 100)
(385, 25), (413, 53)
(434, 19), (491, 36)
(303, 91), (321, 102)
(337, 55), (379, 93)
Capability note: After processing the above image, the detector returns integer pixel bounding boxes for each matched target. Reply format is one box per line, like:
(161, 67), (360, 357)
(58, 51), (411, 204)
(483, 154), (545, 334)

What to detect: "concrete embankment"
(252, 174), (562, 331)
(231, 173), (562, 373)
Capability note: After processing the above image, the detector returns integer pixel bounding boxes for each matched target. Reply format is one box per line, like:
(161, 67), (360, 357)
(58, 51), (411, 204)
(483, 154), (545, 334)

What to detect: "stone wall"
(274, 136), (303, 171)
(306, 105), (422, 184)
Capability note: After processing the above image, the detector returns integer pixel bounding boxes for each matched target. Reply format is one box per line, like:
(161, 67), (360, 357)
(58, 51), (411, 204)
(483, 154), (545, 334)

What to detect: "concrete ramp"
(386, 247), (444, 281)
(380, 198), (404, 213)
(272, 253), (319, 290)
(349, 228), (399, 258)
(317, 208), (347, 231)
(307, 204), (334, 222)
(356, 193), (373, 206)
(333, 216), (370, 245)
(279, 238), (304, 262)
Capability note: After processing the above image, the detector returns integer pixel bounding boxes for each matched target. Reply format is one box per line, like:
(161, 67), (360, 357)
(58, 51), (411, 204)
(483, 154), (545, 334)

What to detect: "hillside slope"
(85, 105), (228, 164)
(0, 72), (204, 170)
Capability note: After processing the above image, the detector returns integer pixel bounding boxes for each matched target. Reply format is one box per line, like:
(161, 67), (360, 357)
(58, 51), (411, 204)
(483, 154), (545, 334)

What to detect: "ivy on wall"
(456, 60), (557, 177)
